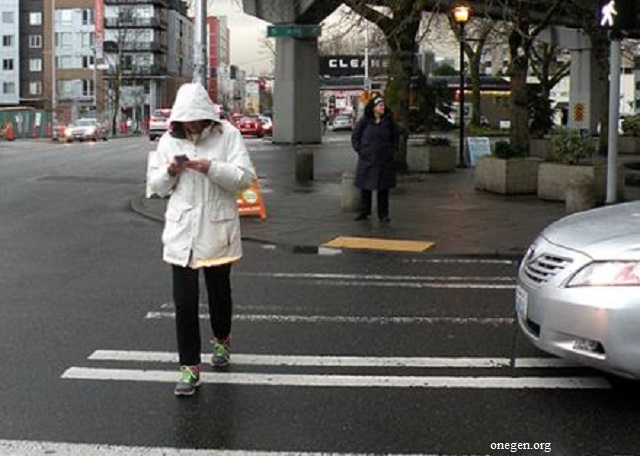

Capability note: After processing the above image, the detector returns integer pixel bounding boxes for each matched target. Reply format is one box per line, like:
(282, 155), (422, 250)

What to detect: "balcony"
(104, 16), (167, 29)
(104, 0), (168, 6)
(104, 65), (167, 77)
(119, 40), (168, 53)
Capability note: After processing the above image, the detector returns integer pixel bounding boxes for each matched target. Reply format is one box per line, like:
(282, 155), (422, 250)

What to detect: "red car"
(237, 116), (264, 138)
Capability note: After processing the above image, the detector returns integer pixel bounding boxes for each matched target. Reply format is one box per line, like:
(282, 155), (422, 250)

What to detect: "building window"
(3, 59), (14, 70)
(2, 12), (14, 23)
(29, 12), (42, 25)
(2, 35), (12, 46)
(82, 55), (95, 69)
(29, 58), (42, 72)
(29, 81), (42, 95)
(82, 9), (93, 25)
(55, 32), (73, 48)
(60, 10), (73, 25)
(29, 35), (42, 48)
(82, 79), (94, 97)
(3, 82), (15, 94)
(55, 56), (74, 69)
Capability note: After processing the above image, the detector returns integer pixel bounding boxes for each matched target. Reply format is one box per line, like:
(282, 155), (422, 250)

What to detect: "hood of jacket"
(169, 83), (220, 124)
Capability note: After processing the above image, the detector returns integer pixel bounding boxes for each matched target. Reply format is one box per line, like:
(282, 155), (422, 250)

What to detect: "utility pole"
(51, 0), (57, 127)
(192, 0), (207, 86)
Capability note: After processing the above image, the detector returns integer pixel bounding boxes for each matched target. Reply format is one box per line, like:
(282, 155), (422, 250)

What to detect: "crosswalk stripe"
(0, 439), (450, 456)
(61, 367), (610, 389)
(144, 312), (515, 325)
(87, 350), (580, 369)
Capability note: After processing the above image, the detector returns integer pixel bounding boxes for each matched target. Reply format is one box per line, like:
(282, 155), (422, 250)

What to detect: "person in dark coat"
(351, 96), (398, 222)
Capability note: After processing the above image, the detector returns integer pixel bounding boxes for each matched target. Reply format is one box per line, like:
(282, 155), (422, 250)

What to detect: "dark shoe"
(211, 338), (231, 368)
(354, 213), (369, 221)
(174, 365), (201, 396)
(379, 216), (391, 223)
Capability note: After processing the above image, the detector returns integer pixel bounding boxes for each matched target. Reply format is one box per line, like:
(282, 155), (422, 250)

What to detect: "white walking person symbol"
(601, 0), (617, 27)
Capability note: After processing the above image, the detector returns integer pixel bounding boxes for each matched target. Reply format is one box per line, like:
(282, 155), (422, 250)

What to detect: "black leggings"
(360, 189), (389, 218)
(172, 263), (233, 365)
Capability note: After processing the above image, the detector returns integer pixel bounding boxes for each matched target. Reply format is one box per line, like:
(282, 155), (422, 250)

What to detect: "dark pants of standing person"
(360, 189), (389, 219)
(172, 263), (232, 366)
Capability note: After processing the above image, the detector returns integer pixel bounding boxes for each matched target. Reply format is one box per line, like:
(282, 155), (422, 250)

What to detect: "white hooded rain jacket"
(147, 83), (256, 267)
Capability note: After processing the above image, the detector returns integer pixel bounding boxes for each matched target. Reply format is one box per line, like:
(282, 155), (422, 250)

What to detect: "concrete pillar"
(295, 148), (314, 182)
(273, 36), (321, 143)
(565, 174), (596, 213)
(539, 27), (600, 135)
(341, 172), (361, 212)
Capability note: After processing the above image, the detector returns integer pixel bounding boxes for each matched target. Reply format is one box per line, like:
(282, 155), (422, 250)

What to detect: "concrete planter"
(537, 162), (625, 203)
(618, 136), (640, 154)
(529, 138), (552, 160)
(474, 156), (542, 195)
(406, 144), (457, 172)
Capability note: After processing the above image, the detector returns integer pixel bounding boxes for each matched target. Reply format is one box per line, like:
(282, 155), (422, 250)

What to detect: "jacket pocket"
(208, 200), (237, 221)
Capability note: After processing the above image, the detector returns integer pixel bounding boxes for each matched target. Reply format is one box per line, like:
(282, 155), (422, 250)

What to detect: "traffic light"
(599, 0), (638, 32)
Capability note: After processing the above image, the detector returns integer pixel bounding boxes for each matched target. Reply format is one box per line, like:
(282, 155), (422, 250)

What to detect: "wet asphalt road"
(1, 137), (639, 456)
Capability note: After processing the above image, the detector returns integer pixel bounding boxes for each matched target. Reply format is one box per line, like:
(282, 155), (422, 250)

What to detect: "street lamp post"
(452, 4), (470, 168)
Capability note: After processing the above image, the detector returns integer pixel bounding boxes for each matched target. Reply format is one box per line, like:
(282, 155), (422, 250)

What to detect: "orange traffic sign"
(236, 180), (267, 220)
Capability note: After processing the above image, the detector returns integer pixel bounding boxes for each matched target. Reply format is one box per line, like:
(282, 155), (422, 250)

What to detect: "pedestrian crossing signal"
(599, 0), (638, 31)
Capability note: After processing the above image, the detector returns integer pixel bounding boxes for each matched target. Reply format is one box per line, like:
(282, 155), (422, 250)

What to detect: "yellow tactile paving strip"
(322, 236), (435, 253)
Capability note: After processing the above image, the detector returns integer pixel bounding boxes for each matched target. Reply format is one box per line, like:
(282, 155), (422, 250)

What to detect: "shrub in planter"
(620, 116), (640, 154)
(540, 129), (622, 202)
(407, 136), (456, 172)
(474, 140), (540, 194)
(493, 140), (528, 159)
(622, 116), (640, 137)
(550, 129), (594, 165)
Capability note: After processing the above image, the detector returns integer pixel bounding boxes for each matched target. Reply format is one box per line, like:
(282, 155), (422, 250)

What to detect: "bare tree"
(447, 16), (498, 127)
(103, 2), (149, 135)
(494, 0), (565, 150)
(529, 42), (570, 137)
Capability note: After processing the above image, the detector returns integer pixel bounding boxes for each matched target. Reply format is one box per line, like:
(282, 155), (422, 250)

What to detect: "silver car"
(517, 201), (640, 379)
(63, 118), (108, 142)
(331, 115), (353, 131)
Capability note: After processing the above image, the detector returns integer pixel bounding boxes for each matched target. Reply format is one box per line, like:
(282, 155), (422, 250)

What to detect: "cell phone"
(174, 154), (189, 164)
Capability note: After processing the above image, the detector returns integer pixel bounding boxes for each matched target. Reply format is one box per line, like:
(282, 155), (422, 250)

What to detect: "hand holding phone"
(174, 154), (189, 164)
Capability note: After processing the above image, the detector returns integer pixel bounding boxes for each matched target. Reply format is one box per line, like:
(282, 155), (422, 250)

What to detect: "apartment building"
(104, 0), (192, 123)
(0, 0), (20, 106)
(206, 15), (230, 105)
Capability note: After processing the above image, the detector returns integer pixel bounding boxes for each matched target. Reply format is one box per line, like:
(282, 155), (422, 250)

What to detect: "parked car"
(237, 116), (264, 138)
(516, 201), (640, 380)
(63, 118), (108, 142)
(149, 108), (171, 141)
(331, 114), (354, 131)
(259, 115), (273, 136)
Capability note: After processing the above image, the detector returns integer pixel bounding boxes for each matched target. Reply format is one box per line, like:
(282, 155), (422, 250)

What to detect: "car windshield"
(240, 117), (257, 123)
(153, 109), (170, 118)
(335, 116), (350, 122)
(75, 119), (97, 126)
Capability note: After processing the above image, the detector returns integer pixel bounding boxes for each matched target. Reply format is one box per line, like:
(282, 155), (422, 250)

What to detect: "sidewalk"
(131, 137), (640, 257)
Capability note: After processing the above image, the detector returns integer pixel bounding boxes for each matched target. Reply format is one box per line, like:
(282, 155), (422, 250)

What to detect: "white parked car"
(63, 118), (108, 142)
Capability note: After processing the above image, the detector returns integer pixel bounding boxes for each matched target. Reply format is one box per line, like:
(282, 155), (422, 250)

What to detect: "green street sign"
(267, 24), (321, 39)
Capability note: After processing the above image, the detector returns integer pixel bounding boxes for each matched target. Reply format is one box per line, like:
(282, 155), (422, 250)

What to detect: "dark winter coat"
(351, 110), (398, 190)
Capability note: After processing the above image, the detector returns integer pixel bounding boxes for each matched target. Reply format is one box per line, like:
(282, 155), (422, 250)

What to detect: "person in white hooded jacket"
(147, 83), (256, 396)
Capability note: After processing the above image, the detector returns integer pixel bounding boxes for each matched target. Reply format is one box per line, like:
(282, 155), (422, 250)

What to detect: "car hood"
(542, 201), (640, 259)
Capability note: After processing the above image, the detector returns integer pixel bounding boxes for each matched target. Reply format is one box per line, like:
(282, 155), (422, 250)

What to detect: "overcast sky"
(208, 0), (273, 75)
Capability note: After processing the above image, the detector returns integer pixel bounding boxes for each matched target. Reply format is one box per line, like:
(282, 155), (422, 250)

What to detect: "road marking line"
(402, 258), (516, 265)
(308, 280), (514, 289)
(0, 439), (448, 456)
(144, 312), (515, 325)
(88, 350), (580, 369)
(61, 367), (610, 389)
(236, 272), (515, 282)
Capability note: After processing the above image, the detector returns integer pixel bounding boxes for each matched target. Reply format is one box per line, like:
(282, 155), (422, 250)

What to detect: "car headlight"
(65, 129), (72, 136)
(568, 261), (640, 286)
(87, 127), (96, 134)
